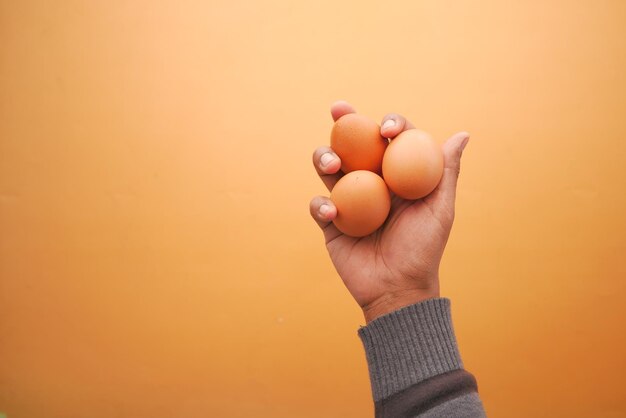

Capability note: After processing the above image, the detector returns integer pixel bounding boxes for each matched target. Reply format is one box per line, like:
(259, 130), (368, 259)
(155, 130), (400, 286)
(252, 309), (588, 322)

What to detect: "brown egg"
(330, 113), (388, 174)
(382, 129), (443, 200)
(330, 170), (391, 237)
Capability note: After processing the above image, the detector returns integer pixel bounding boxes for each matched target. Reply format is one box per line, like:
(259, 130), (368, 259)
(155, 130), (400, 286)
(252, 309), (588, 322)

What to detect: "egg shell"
(330, 170), (391, 237)
(382, 129), (443, 200)
(330, 113), (388, 174)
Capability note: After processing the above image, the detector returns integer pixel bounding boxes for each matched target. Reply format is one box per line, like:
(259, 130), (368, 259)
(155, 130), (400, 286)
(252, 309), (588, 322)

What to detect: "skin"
(310, 101), (469, 323)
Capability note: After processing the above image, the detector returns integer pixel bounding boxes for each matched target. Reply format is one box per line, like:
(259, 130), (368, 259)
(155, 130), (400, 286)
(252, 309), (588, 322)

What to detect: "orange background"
(1, 1), (625, 417)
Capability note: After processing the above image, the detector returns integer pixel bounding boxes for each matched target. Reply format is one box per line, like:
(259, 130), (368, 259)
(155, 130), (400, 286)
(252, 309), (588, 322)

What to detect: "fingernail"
(382, 119), (395, 130)
(320, 153), (336, 167)
(319, 204), (330, 217)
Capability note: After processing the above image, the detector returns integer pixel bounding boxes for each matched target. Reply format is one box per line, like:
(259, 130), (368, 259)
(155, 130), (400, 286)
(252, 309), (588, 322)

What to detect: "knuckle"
(445, 165), (461, 177)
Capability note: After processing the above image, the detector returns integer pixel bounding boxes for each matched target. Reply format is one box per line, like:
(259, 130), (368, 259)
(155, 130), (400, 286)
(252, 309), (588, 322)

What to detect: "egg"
(330, 170), (391, 237)
(382, 129), (443, 200)
(330, 113), (388, 174)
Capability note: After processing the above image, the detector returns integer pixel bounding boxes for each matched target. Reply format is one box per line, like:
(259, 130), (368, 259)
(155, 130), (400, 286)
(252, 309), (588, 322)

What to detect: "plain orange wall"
(1, 1), (625, 417)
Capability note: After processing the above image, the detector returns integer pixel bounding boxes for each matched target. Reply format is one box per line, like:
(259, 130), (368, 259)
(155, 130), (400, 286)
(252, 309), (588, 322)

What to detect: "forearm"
(358, 298), (486, 417)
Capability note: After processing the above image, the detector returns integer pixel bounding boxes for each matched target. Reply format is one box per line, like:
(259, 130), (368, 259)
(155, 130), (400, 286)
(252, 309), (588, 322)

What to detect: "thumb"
(425, 131), (470, 217)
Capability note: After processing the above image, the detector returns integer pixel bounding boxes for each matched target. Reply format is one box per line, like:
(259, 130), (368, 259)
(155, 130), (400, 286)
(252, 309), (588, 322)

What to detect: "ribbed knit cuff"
(357, 298), (463, 402)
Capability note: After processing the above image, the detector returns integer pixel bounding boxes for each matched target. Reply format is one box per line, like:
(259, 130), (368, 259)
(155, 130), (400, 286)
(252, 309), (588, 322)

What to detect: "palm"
(326, 191), (452, 309)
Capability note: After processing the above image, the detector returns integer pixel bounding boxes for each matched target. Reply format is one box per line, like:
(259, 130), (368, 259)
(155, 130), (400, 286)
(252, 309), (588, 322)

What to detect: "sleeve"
(357, 298), (486, 418)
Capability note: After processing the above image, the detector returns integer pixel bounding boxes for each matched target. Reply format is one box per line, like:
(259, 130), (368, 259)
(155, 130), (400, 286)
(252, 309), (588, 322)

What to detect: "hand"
(310, 101), (469, 323)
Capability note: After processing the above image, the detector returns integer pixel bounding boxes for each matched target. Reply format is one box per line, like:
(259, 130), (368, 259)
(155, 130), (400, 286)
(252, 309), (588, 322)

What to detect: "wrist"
(361, 287), (440, 323)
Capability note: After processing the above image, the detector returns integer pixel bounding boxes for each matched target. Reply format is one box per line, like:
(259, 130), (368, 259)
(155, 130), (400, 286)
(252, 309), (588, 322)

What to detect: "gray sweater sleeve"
(357, 298), (486, 417)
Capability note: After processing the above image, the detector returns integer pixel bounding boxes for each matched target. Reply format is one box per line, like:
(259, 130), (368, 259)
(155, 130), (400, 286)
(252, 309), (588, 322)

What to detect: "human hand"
(310, 101), (469, 323)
